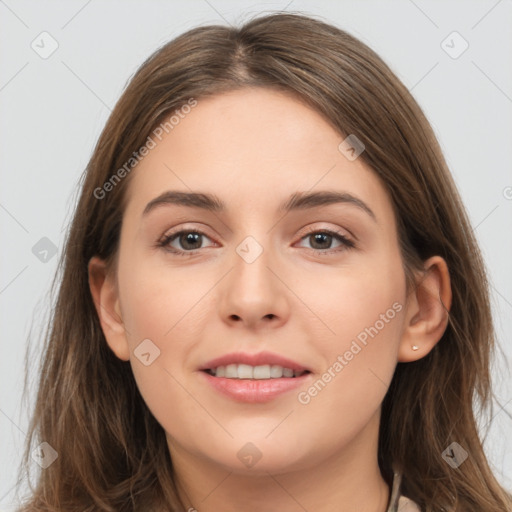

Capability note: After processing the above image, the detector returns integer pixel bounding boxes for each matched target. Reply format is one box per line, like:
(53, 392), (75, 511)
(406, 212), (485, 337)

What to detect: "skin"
(89, 87), (451, 512)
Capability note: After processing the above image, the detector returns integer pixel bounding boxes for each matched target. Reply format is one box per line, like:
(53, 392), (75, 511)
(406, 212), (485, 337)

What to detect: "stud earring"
(411, 345), (419, 351)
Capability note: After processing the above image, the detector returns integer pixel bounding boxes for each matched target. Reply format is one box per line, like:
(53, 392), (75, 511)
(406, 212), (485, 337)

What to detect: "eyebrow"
(142, 190), (376, 221)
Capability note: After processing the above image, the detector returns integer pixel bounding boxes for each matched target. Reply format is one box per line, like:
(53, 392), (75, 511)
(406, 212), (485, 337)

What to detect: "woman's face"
(106, 88), (410, 474)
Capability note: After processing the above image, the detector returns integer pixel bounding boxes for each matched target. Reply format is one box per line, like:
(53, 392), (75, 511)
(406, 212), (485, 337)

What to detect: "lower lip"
(199, 371), (312, 403)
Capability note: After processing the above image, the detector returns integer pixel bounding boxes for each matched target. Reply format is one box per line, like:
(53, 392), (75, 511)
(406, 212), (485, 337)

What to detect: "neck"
(167, 411), (391, 512)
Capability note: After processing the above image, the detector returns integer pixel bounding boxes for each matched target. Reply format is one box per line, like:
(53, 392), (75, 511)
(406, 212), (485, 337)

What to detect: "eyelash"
(157, 226), (355, 257)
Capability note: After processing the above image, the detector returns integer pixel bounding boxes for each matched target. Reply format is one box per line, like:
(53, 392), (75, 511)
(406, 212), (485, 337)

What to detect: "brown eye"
(159, 230), (215, 256)
(174, 232), (203, 250)
(308, 232), (335, 250)
(297, 229), (355, 253)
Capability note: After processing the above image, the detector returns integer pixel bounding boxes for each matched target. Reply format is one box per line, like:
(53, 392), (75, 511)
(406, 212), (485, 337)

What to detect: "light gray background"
(1, 0), (511, 509)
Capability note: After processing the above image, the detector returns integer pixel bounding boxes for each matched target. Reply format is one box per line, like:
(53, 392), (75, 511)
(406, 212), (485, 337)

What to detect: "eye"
(158, 229), (215, 256)
(157, 226), (355, 257)
(296, 227), (355, 254)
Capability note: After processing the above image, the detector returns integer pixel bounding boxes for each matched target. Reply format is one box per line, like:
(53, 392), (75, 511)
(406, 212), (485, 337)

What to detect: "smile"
(199, 368), (312, 403)
(204, 364), (309, 379)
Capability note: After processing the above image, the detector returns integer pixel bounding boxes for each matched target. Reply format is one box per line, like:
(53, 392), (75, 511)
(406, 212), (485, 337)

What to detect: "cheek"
(118, 255), (209, 343)
(116, 252), (219, 402)
(116, 260), (207, 436)
(306, 255), (405, 402)
(317, 255), (404, 344)
(288, 266), (404, 462)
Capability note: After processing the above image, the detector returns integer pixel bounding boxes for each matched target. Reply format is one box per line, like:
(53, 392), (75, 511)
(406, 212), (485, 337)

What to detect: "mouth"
(202, 364), (311, 379)
(198, 361), (313, 403)
(198, 351), (313, 402)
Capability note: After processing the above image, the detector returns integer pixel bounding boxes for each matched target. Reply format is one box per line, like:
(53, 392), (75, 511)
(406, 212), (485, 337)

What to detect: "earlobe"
(398, 256), (452, 363)
(88, 256), (130, 361)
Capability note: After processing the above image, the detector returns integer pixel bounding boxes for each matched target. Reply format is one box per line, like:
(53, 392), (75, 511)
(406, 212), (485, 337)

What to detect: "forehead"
(123, 88), (393, 223)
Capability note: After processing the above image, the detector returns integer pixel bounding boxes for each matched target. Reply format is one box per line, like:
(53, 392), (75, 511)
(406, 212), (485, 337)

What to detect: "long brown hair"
(15, 12), (511, 512)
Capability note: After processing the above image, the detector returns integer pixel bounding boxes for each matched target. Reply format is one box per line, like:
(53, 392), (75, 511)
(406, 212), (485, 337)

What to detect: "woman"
(15, 12), (512, 512)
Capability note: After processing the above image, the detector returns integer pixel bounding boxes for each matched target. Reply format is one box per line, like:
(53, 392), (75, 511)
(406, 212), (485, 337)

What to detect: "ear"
(88, 255), (130, 361)
(398, 255), (452, 362)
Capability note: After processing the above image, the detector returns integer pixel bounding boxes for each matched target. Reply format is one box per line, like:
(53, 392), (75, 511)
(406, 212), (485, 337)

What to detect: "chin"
(200, 438), (313, 475)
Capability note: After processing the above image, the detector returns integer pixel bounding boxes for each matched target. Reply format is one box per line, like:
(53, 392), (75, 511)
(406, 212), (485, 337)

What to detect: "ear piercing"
(411, 345), (419, 351)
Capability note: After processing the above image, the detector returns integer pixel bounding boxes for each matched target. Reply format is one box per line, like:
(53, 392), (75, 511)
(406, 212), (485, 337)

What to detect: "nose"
(217, 239), (290, 330)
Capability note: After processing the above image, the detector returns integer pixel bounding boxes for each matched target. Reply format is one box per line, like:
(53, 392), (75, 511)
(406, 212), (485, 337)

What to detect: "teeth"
(208, 364), (307, 379)
(237, 364), (253, 379)
(254, 365), (271, 379)
(283, 367), (294, 378)
(269, 365), (283, 378)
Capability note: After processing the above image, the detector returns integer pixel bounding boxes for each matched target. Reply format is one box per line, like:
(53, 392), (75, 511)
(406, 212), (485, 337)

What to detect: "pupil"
(181, 232), (201, 250)
(311, 233), (331, 249)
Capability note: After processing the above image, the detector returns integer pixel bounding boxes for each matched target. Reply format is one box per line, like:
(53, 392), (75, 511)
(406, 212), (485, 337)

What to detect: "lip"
(199, 350), (311, 372)
(199, 370), (312, 403)
(197, 350), (312, 403)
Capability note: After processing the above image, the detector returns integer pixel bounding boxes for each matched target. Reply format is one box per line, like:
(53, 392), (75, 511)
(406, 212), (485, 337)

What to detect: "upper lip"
(199, 351), (311, 372)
